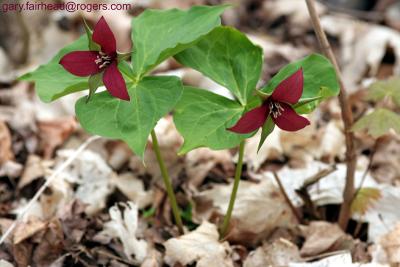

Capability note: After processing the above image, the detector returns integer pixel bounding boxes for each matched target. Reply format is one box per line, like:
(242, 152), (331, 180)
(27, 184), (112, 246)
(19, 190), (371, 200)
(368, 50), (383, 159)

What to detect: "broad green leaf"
(352, 108), (400, 138)
(351, 187), (381, 216)
(175, 26), (263, 106)
(131, 5), (229, 78)
(20, 36), (89, 103)
(367, 77), (400, 107)
(261, 54), (339, 114)
(75, 76), (183, 158)
(174, 87), (252, 154)
(258, 117), (275, 152)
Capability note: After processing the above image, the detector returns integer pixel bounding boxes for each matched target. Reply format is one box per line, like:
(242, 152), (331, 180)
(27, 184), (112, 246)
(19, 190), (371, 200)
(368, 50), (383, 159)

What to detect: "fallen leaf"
(112, 172), (154, 209)
(198, 178), (297, 245)
(13, 216), (47, 244)
(244, 238), (301, 267)
(185, 148), (234, 187)
(18, 155), (51, 189)
(55, 149), (114, 214)
(164, 221), (234, 267)
(300, 221), (351, 257)
(0, 121), (13, 164)
(381, 222), (400, 265)
(37, 117), (77, 159)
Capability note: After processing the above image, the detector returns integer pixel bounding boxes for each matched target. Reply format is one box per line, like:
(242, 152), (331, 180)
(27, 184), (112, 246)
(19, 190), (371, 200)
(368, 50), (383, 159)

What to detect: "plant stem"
(305, 0), (357, 230)
(220, 140), (245, 238)
(150, 129), (184, 234)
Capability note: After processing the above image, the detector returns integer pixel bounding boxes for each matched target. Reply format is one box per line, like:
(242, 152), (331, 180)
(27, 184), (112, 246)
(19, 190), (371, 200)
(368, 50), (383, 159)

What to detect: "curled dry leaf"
(96, 202), (148, 263)
(112, 172), (154, 209)
(243, 128), (282, 172)
(13, 216), (47, 245)
(321, 15), (400, 91)
(243, 238), (301, 267)
(185, 148), (234, 187)
(37, 116), (77, 159)
(263, 0), (326, 29)
(17, 155), (52, 189)
(164, 221), (234, 267)
(300, 221), (351, 257)
(0, 121), (13, 164)
(56, 149), (114, 214)
(197, 179), (297, 244)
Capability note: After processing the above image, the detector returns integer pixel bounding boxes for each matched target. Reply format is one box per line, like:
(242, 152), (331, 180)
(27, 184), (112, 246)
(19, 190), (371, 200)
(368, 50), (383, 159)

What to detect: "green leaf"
(261, 54), (339, 114)
(258, 117), (275, 152)
(352, 108), (400, 138)
(19, 35), (89, 103)
(131, 5), (229, 78)
(174, 87), (252, 154)
(367, 77), (400, 107)
(75, 76), (183, 158)
(351, 187), (381, 216)
(175, 26), (263, 106)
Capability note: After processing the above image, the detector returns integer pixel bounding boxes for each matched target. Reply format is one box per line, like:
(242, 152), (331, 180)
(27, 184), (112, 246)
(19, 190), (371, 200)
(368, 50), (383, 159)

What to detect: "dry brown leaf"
(244, 238), (301, 267)
(198, 179), (297, 245)
(31, 218), (64, 266)
(300, 221), (351, 257)
(37, 116), (77, 159)
(112, 172), (154, 209)
(13, 216), (47, 244)
(164, 221), (234, 267)
(185, 148), (234, 187)
(321, 15), (400, 90)
(0, 121), (13, 164)
(18, 155), (51, 189)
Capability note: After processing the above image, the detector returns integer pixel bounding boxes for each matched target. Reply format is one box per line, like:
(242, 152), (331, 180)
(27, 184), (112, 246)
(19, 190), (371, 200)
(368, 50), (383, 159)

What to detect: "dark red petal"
(92, 16), (116, 55)
(227, 105), (269, 134)
(59, 51), (101, 77)
(272, 103), (310, 131)
(103, 62), (130, 101)
(271, 68), (304, 104)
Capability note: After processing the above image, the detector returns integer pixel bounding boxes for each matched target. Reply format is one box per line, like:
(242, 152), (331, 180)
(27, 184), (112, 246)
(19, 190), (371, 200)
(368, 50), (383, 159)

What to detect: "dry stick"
(272, 172), (302, 223)
(0, 135), (100, 245)
(305, 0), (357, 230)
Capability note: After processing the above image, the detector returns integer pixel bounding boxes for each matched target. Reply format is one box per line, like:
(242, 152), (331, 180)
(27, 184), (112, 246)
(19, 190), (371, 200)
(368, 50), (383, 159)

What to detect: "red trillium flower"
(59, 17), (130, 101)
(228, 68), (310, 134)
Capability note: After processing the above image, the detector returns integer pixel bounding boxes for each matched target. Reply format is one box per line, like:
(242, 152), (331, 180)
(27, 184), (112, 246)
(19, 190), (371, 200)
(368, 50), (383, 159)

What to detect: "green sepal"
(257, 116), (275, 152)
(87, 72), (103, 103)
(83, 18), (100, 51)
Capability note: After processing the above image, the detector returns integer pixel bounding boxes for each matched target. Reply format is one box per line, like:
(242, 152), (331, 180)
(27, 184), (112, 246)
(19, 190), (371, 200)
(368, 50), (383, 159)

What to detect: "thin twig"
(305, 0), (357, 230)
(273, 171), (302, 223)
(0, 135), (100, 245)
(295, 166), (336, 220)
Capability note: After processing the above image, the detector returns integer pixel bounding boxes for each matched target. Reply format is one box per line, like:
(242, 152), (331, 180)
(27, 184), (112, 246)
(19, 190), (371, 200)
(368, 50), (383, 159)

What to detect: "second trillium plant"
(22, 5), (339, 237)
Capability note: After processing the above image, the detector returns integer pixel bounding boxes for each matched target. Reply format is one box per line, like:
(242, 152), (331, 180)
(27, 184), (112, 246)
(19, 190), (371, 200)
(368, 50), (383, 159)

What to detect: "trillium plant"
(21, 5), (339, 237)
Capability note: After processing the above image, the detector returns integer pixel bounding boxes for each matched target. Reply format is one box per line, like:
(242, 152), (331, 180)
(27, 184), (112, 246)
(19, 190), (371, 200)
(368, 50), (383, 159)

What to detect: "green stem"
(220, 140), (245, 238)
(150, 129), (184, 234)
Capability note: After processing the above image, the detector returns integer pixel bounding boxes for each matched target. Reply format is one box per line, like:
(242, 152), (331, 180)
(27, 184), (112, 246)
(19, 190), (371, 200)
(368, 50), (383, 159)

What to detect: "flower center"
(269, 101), (284, 118)
(95, 51), (112, 69)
